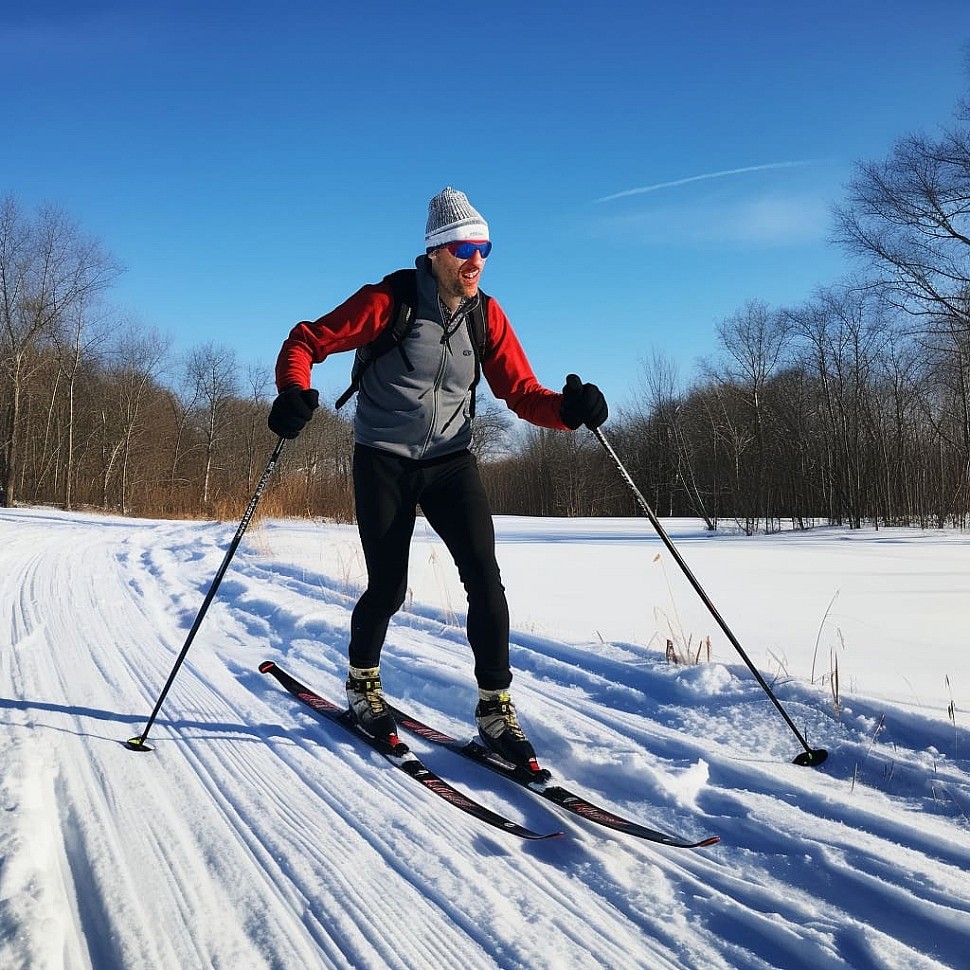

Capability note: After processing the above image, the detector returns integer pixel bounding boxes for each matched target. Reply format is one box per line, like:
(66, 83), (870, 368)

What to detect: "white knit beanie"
(425, 187), (489, 249)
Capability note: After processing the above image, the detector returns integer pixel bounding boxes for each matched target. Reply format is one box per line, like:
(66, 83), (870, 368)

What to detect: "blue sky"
(3, 1), (969, 409)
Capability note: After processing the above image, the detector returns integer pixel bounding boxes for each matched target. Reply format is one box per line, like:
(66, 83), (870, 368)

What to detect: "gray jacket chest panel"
(352, 264), (479, 459)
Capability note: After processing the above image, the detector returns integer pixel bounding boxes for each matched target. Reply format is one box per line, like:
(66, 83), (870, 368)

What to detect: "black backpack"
(335, 268), (491, 415)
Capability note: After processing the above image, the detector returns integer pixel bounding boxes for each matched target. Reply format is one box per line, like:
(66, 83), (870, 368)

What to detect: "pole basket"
(793, 748), (828, 767)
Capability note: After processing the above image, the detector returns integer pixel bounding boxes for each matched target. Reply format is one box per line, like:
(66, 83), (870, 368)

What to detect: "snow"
(1, 505), (968, 969)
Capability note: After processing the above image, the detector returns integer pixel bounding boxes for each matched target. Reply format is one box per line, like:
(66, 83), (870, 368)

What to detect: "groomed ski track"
(1, 507), (968, 970)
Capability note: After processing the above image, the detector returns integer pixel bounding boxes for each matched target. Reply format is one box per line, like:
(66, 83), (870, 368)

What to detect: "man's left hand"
(560, 373), (608, 430)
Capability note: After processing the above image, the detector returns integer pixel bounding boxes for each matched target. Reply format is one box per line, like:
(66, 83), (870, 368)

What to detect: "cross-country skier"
(268, 186), (607, 771)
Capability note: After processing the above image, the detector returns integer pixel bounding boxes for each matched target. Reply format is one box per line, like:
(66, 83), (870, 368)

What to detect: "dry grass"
(651, 551), (711, 666)
(664, 635), (712, 666)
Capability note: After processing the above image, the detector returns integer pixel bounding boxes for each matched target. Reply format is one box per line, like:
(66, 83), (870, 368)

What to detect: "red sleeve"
(481, 297), (570, 430)
(274, 282), (395, 391)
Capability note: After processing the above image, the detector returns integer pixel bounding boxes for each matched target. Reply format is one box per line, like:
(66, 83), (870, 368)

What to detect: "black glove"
(268, 386), (319, 439)
(560, 373), (608, 430)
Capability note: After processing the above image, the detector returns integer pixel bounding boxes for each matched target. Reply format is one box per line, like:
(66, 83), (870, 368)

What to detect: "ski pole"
(126, 436), (287, 752)
(591, 427), (827, 767)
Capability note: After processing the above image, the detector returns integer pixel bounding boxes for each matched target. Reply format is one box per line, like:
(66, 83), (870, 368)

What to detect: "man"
(268, 187), (607, 772)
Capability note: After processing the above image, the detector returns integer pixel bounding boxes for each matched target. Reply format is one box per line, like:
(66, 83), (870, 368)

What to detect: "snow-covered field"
(1, 505), (967, 969)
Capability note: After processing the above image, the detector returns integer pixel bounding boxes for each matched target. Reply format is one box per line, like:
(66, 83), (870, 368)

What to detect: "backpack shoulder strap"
(364, 269), (418, 357)
(335, 269), (418, 409)
(469, 290), (490, 359)
(465, 290), (491, 417)
(383, 268), (419, 334)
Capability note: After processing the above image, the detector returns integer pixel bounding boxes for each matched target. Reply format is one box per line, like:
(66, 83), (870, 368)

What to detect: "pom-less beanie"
(425, 187), (489, 249)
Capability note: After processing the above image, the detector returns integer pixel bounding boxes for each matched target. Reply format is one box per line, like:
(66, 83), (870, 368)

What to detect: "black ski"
(388, 703), (720, 849)
(259, 661), (560, 841)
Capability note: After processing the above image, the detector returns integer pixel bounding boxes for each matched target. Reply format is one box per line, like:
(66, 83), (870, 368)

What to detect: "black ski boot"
(346, 667), (399, 746)
(475, 691), (547, 779)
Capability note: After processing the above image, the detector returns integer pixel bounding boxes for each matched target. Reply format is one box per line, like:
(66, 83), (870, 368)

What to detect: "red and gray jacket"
(275, 256), (569, 460)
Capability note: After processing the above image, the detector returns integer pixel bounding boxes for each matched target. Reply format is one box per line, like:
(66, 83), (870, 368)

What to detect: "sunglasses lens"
(448, 241), (491, 259)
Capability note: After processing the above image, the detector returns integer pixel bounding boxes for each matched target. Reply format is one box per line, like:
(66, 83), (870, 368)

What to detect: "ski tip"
(793, 747), (828, 768)
(124, 736), (153, 753)
(258, 660), (276, 674)
(695, 836), (721, 847)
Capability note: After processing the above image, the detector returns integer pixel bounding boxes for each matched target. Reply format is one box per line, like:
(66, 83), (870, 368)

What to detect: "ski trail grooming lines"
(125, 438), (287, 752)
(260, 661), (561, 841)
(389, 704), (720, 849)
(592, 427), (828, 768)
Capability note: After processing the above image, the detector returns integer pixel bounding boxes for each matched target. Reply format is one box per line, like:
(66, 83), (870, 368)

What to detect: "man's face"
(428, 240), (489, 304)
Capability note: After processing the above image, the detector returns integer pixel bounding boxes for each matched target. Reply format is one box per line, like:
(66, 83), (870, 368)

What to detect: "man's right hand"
(268, 386), (319, 439)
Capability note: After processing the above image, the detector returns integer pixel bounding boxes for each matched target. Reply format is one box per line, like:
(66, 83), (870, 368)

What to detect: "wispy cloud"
(593, 192), (830, 246)
(595, 161), (816, 203)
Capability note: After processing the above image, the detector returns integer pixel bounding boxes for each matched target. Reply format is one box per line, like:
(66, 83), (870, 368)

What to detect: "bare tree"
(242, 361), (274, 489)
(834, 107), (970, 523)
(51, 297), (117, 509)
(182, 342), (240, 509)
(710, 300), (792, 529)
(100, 325), (172, 513)
(835, 128), (970, 334)
(788, 285), (893, 527)
(470, 395), (514, 461)
(632, 350), (718, 528)
(0, 197), (120, 506)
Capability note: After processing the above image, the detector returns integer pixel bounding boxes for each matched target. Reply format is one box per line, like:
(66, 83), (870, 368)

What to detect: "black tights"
(348, 445), (511, 690)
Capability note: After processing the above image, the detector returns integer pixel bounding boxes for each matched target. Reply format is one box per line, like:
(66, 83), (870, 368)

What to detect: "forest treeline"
(4, 90), (970, 530)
